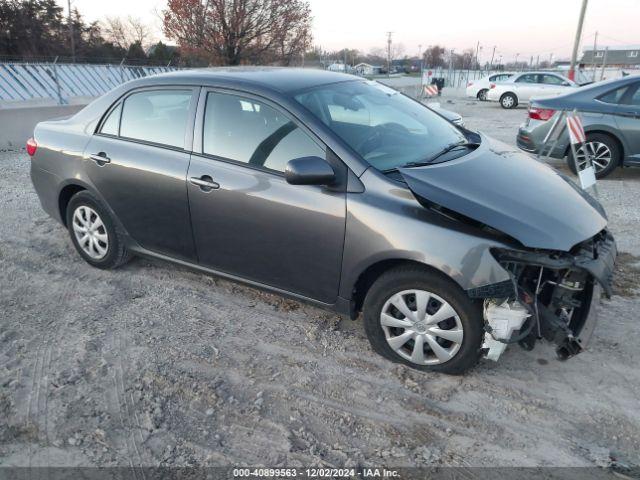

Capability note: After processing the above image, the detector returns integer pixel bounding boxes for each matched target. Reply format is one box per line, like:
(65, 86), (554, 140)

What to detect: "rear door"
(186, 89), (347, 303)
(613, 82), (640, 163)
(84, 87), (199, 261)
(513, 74), (540, 101)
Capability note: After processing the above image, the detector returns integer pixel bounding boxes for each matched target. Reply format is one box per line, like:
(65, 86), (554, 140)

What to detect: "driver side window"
(202, 92), (325, 173)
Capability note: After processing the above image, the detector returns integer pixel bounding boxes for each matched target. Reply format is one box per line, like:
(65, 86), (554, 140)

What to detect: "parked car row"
(468, 71), (578, 108)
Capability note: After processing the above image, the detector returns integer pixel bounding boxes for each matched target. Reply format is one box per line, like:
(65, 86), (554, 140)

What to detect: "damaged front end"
(472, 230), (616, 361)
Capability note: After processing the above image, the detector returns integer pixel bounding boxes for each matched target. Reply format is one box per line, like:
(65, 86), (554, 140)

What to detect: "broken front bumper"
(479, 230), (616, 360)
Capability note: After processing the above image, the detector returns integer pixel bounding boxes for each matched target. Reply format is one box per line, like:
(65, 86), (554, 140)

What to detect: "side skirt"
(125, 240), (353, 318)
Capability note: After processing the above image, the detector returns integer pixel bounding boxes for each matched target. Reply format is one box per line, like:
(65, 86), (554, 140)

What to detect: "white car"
(486, 72), (578, 109)
(466, 72), (514, 101)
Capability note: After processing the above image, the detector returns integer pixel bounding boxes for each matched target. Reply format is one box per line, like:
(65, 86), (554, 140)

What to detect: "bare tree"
(102, 16), (151, 50)
(163, 0), (313, 66)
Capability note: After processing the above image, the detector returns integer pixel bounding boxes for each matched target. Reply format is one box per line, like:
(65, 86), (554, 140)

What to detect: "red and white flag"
(424, 85), (439, 96)
(566, 115), (586, 145)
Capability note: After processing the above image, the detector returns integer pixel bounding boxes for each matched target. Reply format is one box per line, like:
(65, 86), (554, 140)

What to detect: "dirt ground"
(1, 97), (639, 475)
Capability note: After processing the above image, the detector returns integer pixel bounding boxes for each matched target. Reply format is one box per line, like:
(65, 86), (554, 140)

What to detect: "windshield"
(293, 80), (468, 171)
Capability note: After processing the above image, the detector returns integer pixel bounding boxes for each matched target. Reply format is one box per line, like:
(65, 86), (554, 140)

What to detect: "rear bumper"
(516, 130), (538, 153)
(516, 126), (569, 159)
(30, 164), (63, 223)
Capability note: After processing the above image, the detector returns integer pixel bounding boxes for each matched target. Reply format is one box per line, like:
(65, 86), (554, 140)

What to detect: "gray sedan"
(28, 69), (614, 373)
(517, 75), (640, 177)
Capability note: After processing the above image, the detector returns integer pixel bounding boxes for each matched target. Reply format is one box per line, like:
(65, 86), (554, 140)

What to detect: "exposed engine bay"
(476, 230), (616, 361)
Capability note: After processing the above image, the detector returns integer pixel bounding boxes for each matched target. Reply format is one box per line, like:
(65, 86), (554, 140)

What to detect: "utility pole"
(67, 0), (76, 62)
(488, 46), (496, 73)
(515, 53), (520, 70)
(536, 55), (540, 69)
(386, 32), (393, 78)
(418, 44), (423, 73)
(549, 53), (554, 67)
(474, 41), (480, 71)
(568, 0), (589, 81)
(592, 31), (598, 81)
(600, 46), (609, 80)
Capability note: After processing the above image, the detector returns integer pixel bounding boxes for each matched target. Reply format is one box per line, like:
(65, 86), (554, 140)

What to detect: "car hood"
(399, 135), (607, 251)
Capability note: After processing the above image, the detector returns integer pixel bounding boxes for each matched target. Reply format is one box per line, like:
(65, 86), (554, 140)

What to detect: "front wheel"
(567, 133), (620, 179)
(500, 93), (518, 109)
(363, 267), (483, 374)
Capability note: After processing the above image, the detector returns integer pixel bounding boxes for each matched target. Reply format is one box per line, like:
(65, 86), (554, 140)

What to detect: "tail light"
(490, 83), (496, 89)
(528, 107), (556, 121)
(26, 137), (38, 156)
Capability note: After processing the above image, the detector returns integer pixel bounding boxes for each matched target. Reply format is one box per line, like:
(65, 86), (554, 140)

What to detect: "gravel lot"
(1, 97), (639, 475)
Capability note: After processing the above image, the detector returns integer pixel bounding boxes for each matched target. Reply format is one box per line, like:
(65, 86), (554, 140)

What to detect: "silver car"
(28, 69), (615, 373)
(517, 75), (640, 178)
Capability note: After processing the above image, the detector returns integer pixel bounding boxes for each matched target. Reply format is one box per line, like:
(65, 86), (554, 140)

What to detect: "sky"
(67, 0), (640, 62)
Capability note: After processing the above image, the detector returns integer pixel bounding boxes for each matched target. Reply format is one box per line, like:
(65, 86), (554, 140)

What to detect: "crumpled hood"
(400, 135), (607, 251)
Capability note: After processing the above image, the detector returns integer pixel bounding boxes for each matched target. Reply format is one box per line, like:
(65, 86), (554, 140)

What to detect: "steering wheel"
(356, 122), (412, 157)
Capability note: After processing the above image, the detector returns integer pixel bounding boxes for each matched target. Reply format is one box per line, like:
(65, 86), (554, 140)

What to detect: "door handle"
(189, 175), (220, 191)
(90, 152), (111, 165)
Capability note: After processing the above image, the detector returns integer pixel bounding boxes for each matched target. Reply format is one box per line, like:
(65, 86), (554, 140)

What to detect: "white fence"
(0, 63), (180, 104)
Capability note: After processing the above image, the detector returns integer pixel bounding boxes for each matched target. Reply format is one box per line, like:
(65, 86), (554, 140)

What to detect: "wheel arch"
(58, 183), (87, 227)
(349, 258), (463, 318)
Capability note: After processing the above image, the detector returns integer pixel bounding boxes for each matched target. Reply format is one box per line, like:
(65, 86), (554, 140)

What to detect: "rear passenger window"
(119, 90), (192, 148)
(202, 92), (325, 173)
(100, 103), (121, 135)
(599, 86), (629, 104)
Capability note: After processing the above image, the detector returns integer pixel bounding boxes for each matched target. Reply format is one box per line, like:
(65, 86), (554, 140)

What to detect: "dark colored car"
(517, 75), (640, 178)
(29, 68), (615, 374)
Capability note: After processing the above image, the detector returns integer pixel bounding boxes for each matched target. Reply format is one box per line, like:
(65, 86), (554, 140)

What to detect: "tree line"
(0, 0), (313, 67)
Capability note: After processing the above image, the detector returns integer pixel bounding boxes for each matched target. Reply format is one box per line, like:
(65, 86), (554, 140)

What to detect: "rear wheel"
(363, 267), (483, 374)
(500, 93), (518, 109)
(567, 133), (620, 179)
(66, 191), (131, 269)
(477, 89), (488, 101)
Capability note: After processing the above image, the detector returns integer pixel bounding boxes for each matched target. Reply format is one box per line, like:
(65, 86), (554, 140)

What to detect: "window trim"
(95, 85), (200, 152)
(515, 74), (538, 84)
(193, 87), (328, 177)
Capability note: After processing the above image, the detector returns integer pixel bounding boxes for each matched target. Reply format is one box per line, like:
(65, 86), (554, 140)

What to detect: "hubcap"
(576, 141), (612, 173)
(72, 206), (108, 260)
(502, 96), (514, 108)
(380, 289), (463, 366)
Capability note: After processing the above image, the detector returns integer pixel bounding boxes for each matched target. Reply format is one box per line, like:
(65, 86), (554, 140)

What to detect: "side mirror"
(285, 156), (335, 186)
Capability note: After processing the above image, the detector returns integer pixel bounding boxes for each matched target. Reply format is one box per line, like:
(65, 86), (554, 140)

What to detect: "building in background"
(354, 63), (382, 75)
(580, 46), (640, 68)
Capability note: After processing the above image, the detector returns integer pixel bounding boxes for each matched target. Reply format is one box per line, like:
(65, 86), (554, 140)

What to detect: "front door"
(187, 90), (347, 303)
(84, 87), (198, 261)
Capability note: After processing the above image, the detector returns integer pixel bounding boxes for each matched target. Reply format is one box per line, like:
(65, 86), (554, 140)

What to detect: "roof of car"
(145, 67), (360, 93)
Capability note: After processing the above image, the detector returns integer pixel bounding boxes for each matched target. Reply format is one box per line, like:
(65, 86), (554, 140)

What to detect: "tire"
(567, 133), (620, 179)
(363, 266), (483, 375)
(66, 191), (131, 269)
(500, 92), (518, 109)
(477, 89), (488, 101)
